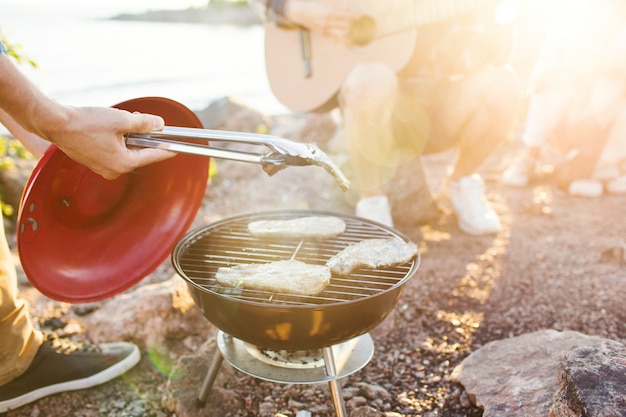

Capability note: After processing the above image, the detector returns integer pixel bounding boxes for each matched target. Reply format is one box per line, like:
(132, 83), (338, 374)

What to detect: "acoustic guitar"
(263, 0), (487, 113)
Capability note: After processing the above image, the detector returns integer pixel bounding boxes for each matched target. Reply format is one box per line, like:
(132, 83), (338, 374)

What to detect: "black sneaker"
(0, 334), (140, 412)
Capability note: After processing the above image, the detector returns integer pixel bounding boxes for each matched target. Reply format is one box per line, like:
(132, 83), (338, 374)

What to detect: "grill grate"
(173, 211), (418, 307)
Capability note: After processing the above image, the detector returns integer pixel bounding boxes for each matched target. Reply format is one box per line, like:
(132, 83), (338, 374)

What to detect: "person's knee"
(340, 62), (398, 118)
(459, 68), (520, 134)
(483, 67), (521, 114)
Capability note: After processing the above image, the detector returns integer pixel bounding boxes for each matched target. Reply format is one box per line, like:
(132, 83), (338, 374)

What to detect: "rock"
(600, 243), (626, 265)
(259, 401), (278, 416)
(86, 276), (214, 350)
(325, 124), (440, 225)
(355, 382), (392, 401)
(271, 112), (337, 146)
(450, 329), (615, 417)
(163, 340), (240, 417)
(550, 341), (626, 417)
(346, 396), (368, 409)
(197, 97), (337, 147)
(385, 158), (441, 227)
(195, 96), (272, 132)
(0, 157), (36, 225)
(349, 406), (384, 417)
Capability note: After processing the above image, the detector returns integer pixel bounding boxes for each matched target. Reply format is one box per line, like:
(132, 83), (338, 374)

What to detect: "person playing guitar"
(251, 0), (521, 235)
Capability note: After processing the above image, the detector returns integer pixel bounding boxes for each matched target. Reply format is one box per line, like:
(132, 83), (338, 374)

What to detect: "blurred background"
(0, 0), (588, 133)
(0, 0), (287, 135)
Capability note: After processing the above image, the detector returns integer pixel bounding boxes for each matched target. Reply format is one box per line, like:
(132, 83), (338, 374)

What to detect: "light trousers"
(0, 212), (42, 386)
(523, 80), (626, 180)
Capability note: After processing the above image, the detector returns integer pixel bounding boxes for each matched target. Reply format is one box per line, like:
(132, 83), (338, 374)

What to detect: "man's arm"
(0, 44), (173, 179)
(0, 107), (50, 158)
(248, 0), (361, 41)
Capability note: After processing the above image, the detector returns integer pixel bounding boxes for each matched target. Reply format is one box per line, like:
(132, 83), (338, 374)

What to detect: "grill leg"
(196, 348), (224, 408)
(323, 347), (347, 417)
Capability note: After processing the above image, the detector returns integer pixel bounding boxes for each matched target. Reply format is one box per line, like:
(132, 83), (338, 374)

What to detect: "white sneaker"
(502, 154), (537, 187)
(568, 179), (603, 197)
(606, 175), (626, 194)
(356, 195), (393, 227)
(448, 174), (501, 235)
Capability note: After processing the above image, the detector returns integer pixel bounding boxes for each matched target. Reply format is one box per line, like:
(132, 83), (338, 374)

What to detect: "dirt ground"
(5, 137), (626, 417)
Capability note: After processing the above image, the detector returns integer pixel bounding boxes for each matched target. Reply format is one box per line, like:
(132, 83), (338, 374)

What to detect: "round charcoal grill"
(173, 210), (420, 351)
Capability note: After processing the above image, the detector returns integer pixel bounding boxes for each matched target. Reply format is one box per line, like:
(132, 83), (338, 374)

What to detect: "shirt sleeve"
(0, 41), (6, 55)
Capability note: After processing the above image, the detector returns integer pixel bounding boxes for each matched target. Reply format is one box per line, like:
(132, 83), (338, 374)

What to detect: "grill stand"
(196, 331), (375, 416)
(323, 346), (348, 417)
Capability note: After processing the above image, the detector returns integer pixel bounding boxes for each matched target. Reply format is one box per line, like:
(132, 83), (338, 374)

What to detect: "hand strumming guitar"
(282, 0), (362, 42)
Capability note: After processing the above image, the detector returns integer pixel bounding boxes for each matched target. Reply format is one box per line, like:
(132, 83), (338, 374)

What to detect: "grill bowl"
(172, 210), (419, 350)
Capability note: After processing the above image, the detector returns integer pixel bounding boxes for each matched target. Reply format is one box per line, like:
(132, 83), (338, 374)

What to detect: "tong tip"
(266, 145), (350, 191)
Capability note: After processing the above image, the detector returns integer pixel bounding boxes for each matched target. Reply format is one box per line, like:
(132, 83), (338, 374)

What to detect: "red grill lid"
(17, 97), (209, 303)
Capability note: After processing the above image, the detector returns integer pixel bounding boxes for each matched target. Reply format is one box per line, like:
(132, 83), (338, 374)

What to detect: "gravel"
(7, 140), (626, 417)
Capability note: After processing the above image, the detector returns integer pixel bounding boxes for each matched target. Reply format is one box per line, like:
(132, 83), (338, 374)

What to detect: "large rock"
(450, 330), (615, 417)
(550, 341), (626, 417)
(386, 158), (441, 227)
(326, 123), (440, 224)
(271, 111), (337, 146)
(195, 96), (272, 132)
(86, 276), (214, 350)
(163, 340), (240, 417)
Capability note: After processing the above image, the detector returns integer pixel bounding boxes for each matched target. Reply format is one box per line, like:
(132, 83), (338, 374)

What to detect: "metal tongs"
(126, 126), (349, 191)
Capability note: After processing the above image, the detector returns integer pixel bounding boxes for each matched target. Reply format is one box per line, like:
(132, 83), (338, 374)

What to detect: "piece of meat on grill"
(247, 216), (346, 240)
(215, 259), (332, 295)
(326, 238), (418, 276)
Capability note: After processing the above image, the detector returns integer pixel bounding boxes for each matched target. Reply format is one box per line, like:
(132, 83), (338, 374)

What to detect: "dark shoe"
(0, 334), (140, 412)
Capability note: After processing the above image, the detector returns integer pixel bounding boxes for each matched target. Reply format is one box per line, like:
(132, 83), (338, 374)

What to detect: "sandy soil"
(4, 3), (624, 416)
(5, 136), (626, 417)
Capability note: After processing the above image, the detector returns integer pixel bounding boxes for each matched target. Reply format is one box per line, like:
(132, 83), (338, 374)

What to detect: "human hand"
(285, 0), (363, 42)
(0, 53), (175, 178)
(40, 105), (173, 179)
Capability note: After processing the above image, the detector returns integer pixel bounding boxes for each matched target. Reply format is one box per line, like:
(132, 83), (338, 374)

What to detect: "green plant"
(0, 136), (32, 218)
(0, 31), (37, 68)
(0, 32), (37, 217)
